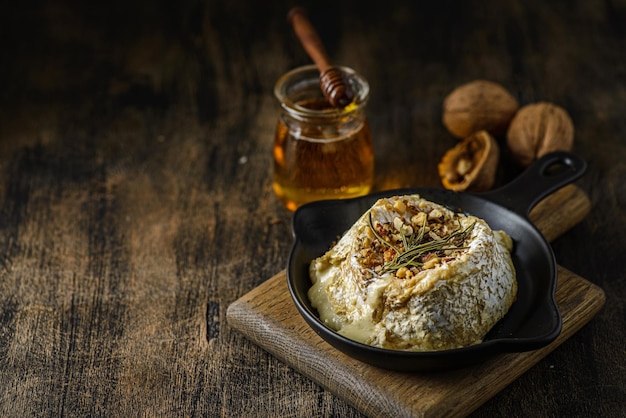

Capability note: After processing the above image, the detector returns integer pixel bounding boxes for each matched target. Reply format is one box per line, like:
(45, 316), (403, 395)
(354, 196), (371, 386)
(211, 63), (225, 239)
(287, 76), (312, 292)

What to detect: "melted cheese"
(308, 194), (517, 351)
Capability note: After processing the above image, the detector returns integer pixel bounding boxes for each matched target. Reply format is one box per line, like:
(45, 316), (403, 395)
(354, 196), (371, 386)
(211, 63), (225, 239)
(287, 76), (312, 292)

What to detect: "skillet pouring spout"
(287, 151), (587, 371)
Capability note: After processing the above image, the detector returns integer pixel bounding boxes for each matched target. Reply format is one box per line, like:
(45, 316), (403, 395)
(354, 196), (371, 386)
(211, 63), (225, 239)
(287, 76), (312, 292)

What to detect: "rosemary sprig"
(368, 212), (400, 254)
(368, 212), (475, 274)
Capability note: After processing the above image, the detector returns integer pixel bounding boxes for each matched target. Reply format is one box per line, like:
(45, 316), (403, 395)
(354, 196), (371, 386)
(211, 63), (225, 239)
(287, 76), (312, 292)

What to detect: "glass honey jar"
(272, 65), (374, 211)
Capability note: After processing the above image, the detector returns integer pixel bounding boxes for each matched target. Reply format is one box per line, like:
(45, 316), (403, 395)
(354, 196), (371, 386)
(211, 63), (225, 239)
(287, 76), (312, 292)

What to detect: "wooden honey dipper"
(287, 7), (354, 108)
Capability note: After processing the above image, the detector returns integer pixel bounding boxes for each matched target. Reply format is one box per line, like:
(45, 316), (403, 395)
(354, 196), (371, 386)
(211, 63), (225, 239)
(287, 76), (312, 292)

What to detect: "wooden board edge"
(432, 265), (607, 417)
(226, 266), (606, 418)
(226, 275), (418, 417)
(530, 184), (591, 242)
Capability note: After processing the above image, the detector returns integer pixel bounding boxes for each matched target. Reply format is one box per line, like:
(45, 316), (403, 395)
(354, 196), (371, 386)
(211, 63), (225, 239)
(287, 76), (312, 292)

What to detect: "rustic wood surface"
(226, 186), (601, 418)
(227, 266), (604, 418)
(0, 0), (624, 417)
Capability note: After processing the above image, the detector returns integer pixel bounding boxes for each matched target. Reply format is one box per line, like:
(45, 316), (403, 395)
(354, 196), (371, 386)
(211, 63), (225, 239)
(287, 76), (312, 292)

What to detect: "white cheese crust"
(308, 194), (517, 351)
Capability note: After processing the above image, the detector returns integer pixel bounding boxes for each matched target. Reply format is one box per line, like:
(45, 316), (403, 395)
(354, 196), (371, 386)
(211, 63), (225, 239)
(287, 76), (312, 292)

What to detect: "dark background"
(0, 0), (624, 416)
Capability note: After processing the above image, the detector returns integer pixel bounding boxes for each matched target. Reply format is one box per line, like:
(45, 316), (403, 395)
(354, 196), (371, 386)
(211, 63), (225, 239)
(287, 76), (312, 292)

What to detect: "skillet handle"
(479, 151), (587, 217)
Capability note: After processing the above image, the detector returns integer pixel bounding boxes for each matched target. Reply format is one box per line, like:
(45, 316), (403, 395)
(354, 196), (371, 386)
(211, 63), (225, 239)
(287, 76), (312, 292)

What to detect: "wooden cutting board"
(227, 185), (606, 418)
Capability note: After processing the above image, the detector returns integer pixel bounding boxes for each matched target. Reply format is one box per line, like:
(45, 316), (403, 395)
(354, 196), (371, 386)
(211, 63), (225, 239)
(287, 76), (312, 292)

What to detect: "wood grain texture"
(226, 187), (603, 418)
(0, 0), (624, 417)
(227, 266), (605, 418)
(529, 184), (591, 242)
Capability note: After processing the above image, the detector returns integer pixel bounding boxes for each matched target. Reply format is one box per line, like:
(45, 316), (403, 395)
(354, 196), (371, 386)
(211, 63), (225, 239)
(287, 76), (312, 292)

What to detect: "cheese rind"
(308, 194), (517, 351)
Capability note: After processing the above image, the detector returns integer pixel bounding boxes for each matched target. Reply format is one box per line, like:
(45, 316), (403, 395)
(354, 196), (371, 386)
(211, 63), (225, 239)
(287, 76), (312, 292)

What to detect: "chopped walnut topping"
(393, 199), (406, 214)
(308, 194), (517, 352)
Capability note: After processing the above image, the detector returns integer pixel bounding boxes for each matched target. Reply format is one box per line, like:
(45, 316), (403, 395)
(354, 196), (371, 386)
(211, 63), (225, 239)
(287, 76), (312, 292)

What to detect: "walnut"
(438, 130), (500, 192)
(506, 102), (574, 166)
(442, 80), (519, 139)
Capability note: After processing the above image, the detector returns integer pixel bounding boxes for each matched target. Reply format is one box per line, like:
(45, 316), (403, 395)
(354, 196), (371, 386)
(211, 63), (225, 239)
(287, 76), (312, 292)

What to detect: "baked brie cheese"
(308, 194), (517, 351)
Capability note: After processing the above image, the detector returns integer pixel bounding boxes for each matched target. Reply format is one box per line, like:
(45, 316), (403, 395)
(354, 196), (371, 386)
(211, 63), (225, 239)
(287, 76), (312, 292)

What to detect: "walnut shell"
(442, 80), (519, 139)
(438, 130), (500, 192)
(506, 102), (574, 166)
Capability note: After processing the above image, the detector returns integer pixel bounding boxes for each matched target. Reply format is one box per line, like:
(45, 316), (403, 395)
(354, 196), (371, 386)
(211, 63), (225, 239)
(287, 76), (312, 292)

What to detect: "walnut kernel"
(438, 130), (500, 192)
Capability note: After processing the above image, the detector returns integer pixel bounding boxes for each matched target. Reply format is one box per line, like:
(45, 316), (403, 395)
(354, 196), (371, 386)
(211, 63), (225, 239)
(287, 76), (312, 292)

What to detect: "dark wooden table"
(1, 0), (624, 416)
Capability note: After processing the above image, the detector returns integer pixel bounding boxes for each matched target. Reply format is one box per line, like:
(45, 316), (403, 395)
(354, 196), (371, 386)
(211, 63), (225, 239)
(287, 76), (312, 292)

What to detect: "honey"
(272, 65), (374, 211)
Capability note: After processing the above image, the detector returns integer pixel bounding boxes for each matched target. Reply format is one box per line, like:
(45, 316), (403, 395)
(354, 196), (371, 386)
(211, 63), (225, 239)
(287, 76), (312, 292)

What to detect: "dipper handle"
(287, 7), (354, 108)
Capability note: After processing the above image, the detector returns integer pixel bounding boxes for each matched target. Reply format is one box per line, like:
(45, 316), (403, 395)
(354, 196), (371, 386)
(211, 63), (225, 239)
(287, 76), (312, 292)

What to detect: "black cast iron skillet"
(287, 151), (587, 372)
